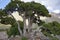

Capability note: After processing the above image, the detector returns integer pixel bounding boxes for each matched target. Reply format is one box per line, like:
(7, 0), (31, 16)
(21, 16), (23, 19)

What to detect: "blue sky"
(0, 0), (10, 9)
(0, 0), (60, 13)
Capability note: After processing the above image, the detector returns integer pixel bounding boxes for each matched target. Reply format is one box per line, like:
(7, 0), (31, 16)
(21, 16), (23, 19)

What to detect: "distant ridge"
(43, 12), (60, 23)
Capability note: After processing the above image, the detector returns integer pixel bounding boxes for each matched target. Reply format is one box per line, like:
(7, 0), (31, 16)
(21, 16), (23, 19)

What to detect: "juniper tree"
(4, 0), (50, 39)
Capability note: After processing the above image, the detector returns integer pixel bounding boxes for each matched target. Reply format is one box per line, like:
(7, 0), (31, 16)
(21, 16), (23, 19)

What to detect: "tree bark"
(28, 17), (34, 40)
(19, 11), (27, 37)
(10, 14), (23, 36)
(16, 21), (23, 36)
(23, 16), (27, 37)
(28, 17), (32, 32)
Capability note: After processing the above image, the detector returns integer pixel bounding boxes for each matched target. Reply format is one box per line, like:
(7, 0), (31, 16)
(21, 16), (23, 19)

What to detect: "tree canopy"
(5, 0), (51, 26)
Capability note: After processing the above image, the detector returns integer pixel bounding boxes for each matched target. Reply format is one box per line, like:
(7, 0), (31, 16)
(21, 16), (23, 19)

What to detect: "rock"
(0, 31), (8, 40)
(9, 37), (21, 40)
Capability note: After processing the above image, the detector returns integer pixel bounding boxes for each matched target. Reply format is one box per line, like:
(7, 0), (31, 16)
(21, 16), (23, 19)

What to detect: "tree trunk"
(23, 16), (27, 37)
(16, 21), (23, 36)
(11, 14), (23, 36)
(19, 11), (27, 37)
(28, 17), (33, 32)
(28, 17), (34, 40)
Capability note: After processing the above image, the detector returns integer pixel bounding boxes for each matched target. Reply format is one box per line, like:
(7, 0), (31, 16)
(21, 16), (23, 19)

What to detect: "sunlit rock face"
(12, 11), (23, 21)
(44, 13), (60, 23)
(40, 16), (47, 21)
(39, 13), (60, 23)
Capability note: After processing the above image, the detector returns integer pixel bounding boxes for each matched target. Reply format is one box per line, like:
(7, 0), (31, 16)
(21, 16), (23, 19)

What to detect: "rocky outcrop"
(0, 31), (8, 40)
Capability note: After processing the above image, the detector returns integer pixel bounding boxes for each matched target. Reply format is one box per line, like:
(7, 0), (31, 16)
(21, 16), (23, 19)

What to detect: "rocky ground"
(0, 31), (21, 40)
(0, 31), (8, 40)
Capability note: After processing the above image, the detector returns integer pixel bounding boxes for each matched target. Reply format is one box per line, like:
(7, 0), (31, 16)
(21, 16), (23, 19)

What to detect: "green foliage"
(37, 20), (45, 26)
(0, 9), (7, 19)
(49, 37), (59, 40)
(5, 0), (22, 10)
(41, 21), (60, 40)
(7, 22), (20, 38)
(18, 21), (24, 32)
(7, 21), (24, 38)
(29, 1), (50, 17)
(1, 17), (15, 25)
(5, 2), (17, 10)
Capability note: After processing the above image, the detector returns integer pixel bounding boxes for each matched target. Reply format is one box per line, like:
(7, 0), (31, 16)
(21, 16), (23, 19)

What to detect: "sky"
(0, 0), (60, 13)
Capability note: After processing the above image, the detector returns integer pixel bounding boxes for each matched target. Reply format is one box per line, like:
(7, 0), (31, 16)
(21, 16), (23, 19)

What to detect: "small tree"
(41, 21), (60, 40)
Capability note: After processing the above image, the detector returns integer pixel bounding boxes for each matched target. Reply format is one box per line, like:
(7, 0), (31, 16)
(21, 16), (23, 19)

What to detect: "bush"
(7, 23), (20, 38)
(7, 21), (24, 38)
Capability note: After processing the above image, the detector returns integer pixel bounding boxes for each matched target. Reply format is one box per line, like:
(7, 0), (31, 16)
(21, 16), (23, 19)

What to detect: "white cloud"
(41, 1), (47, 5)
(21, 0), (32, 2)
(53, 10), (60, 13)
(34, 0), (41, 3)
(47, 6), (53, 10)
